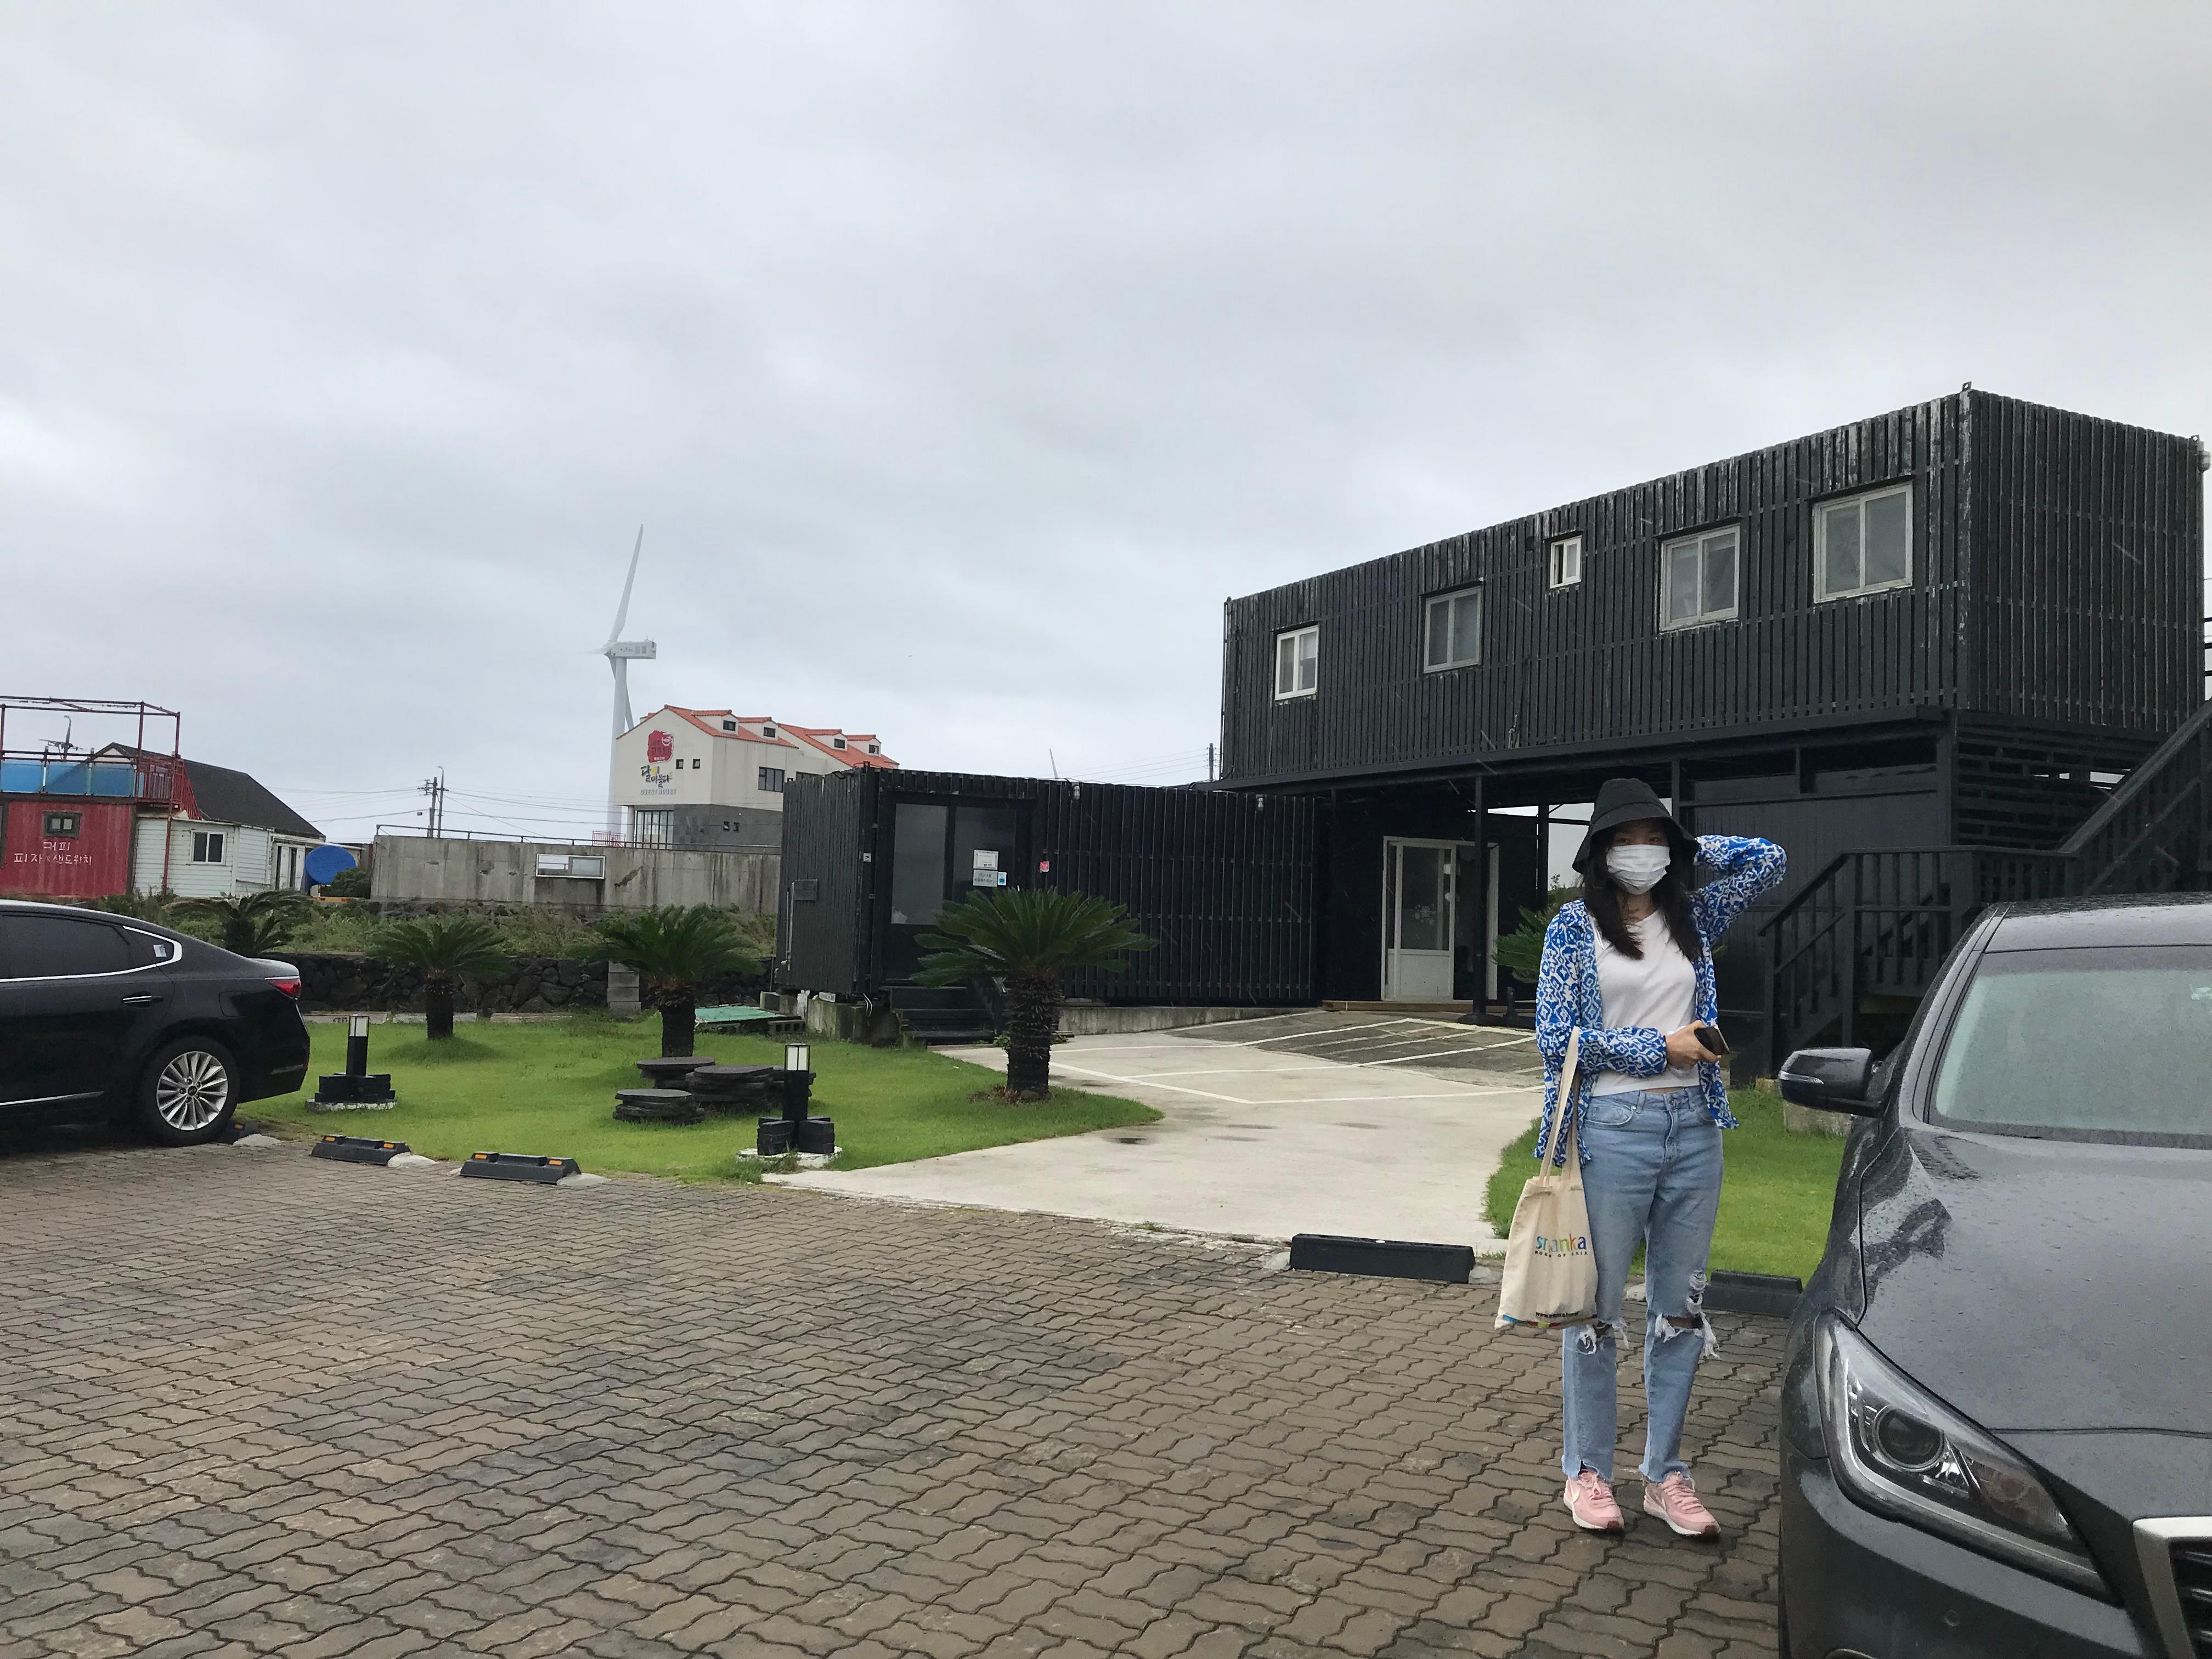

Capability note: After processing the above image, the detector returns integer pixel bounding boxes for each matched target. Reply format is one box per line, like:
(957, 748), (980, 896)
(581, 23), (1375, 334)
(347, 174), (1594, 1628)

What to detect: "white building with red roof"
(612, 708), (896, 849)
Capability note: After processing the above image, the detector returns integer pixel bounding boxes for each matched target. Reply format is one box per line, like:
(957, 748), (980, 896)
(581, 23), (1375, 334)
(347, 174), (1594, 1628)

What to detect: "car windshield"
(1931, 946), (2212, 1144)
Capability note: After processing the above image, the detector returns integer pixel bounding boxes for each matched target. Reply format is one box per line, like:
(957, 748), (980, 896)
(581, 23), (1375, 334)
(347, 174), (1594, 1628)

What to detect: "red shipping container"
(1, 798), (136, 899)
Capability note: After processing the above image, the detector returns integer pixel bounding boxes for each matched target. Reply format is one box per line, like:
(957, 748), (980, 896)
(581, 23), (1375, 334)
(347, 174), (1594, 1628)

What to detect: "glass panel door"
(885, 799), (1025, 980)
(1383, 839), (1459, 1002)
(890, 803), (950, 927)
(1396, 845), (1444, 951)
(953, 805), (1018, 898)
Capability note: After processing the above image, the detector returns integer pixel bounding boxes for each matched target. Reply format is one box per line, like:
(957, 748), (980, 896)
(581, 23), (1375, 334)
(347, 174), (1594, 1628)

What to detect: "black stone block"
(312, 1073), (396, 1104)
(1700, 1271), (1803, 1317)
(1287, 1234), (1474, 1284)
(614, 1087), (709, 1124)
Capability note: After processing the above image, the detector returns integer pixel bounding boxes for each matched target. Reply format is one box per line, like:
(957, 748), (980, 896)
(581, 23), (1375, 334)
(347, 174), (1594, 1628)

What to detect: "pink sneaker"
(1643, 1471), (1720, 1538)
(1563, 1470), (1624, 1533)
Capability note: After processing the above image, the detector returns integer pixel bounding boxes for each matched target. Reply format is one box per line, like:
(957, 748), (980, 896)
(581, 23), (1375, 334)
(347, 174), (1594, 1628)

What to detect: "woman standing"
(1532, 778), (1785, 1538)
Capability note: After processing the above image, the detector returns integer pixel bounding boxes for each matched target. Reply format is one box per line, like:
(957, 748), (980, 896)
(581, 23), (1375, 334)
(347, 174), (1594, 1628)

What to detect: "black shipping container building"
(778, 769), (1321, 1035)
(778, 388), (2207, 1073)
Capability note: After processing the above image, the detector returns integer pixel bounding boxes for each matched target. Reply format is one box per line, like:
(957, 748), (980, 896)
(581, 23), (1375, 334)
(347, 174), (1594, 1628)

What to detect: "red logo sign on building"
(646, 730), (674, 763)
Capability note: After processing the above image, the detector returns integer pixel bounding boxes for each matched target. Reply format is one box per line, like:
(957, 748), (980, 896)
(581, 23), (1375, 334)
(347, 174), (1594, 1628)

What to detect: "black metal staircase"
(1762, 698), (2212, 1066)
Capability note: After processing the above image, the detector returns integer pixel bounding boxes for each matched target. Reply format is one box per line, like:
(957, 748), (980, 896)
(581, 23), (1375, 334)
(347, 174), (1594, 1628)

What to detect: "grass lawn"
(1482, 1085), (1846, 1281)
(251, 1014), (1160, 1183)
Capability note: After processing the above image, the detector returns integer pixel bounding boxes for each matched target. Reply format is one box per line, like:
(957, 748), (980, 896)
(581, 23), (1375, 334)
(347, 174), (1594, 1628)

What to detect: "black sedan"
(0, 898), (310, 1144)
(1778, 894), (2212, 1659)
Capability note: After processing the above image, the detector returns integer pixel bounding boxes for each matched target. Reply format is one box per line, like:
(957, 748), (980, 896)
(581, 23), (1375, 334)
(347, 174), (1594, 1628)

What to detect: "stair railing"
(2056, 698), (2212, 895)
(1761, 847), (2069, 1063)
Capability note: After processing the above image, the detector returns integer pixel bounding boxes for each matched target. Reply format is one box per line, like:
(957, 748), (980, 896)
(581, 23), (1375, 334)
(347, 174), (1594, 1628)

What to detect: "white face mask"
(1605, 843), (1672, 895)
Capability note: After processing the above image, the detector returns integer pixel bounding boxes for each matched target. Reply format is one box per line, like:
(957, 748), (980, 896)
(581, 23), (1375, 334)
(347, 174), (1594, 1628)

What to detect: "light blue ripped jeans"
(1560, 1086), (1723, 1484)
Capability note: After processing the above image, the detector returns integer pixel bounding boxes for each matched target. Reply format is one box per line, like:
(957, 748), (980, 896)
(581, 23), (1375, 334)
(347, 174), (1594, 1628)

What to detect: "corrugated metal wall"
(780, 770), (1318, 1005)
(1029, 778), (1316, 1005)
(1972, 394), (2202, 732)
(779, 770), (870, 995)
(1221, 391), (2202, 786)
(0, 799), (135, 898)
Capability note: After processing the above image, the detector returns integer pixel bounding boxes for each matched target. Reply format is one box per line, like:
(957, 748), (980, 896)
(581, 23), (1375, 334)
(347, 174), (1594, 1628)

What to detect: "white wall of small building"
(131, 816), (303, 896)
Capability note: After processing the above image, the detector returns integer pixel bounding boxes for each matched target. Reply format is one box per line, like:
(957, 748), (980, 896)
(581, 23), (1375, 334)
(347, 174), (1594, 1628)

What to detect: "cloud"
(2, 1), (2206, 837)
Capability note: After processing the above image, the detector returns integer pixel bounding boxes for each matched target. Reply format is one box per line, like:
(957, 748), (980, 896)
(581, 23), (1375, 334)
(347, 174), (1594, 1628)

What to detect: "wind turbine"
(601, 526), (657, 841)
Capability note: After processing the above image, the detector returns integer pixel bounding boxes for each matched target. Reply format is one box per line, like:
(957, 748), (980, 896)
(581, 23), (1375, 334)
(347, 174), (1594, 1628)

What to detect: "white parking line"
(1234, 1019), (1417, 1046)
(1362, 1043), (1538, 1066)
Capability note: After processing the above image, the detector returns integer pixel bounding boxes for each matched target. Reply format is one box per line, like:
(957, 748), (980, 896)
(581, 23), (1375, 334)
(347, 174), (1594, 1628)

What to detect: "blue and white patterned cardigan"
(1533, 834), (1787, 1167)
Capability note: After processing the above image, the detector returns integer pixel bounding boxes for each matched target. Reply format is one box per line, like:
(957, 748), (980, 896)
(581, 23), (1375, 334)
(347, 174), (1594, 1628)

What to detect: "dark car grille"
(2174, 1541), (2212, 1658)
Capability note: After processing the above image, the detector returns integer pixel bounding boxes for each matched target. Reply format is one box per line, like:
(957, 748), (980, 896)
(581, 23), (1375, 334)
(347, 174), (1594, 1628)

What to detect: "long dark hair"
(1583, 826), (1701, 962)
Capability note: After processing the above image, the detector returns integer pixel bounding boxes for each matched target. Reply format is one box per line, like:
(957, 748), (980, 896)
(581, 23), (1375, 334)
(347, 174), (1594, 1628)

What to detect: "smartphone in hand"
(1694, 1024), (1730, 1057)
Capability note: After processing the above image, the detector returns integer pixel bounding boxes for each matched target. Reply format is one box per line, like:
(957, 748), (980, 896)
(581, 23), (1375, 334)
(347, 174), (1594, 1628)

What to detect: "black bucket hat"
(1571, 777), (1696, 874)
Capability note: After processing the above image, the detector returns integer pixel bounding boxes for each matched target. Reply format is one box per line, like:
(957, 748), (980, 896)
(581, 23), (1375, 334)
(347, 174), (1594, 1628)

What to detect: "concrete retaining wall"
(370, 833), (776, 912)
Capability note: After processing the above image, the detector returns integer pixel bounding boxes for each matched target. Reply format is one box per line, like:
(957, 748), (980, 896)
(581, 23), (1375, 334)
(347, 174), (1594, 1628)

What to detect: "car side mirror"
(1778, 1047), (1881, 1115)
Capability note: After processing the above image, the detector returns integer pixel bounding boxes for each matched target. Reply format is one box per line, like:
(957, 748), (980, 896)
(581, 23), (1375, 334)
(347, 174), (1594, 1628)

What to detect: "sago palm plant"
(371, 914), (508, 1040)
(915, 890), (1155, 1101)
(174, 889), (315, 956)
(589, 905), (757, 1057)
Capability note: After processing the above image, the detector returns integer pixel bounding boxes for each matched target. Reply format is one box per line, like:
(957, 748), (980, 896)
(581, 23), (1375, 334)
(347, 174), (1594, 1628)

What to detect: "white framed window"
(1273, 625), (1319, 699)
(1816, 483), (1913, 600)
(867, 743), (879, 754)
(630, 810), (673, 848)
(721, 719), (737, 730)
(1548, 534), (1583, 589)
(759, 767), (785, 793)
(1423, 586), (1482, 672)
(1660, 526), (1740, 630)
(832, 737), (847, 750)
(569, 855), (605, 878)
(191, 830), (225, 864)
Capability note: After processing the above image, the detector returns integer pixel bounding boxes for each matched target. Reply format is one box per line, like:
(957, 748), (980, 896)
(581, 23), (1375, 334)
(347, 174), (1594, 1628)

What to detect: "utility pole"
(1206, 743), (1215, 782)
(419, 770), (446, 837)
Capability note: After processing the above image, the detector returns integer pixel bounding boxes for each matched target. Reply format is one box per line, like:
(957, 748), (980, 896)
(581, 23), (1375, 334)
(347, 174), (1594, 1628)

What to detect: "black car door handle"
(121, 994), (163, 1006)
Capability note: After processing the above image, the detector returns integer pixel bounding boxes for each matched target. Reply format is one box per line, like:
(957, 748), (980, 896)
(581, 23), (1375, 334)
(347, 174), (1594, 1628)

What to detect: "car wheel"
(137, 1037), (240, 1146)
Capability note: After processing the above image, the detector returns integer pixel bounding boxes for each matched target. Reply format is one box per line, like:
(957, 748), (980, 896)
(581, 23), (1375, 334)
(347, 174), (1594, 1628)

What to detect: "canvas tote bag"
(1494, 1028), (1598, 1331)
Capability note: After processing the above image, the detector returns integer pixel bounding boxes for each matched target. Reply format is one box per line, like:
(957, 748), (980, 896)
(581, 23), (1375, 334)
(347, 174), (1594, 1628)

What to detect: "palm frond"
(173, 889), (316, 955)
(913, 890), (1156, 987)
(369, 914), (509, 981)
(586, 905), (755, 996)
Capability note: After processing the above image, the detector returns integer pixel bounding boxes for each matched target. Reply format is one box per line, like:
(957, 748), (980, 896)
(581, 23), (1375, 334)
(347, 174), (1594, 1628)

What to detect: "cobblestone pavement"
(1, 1141), (1784, 1659)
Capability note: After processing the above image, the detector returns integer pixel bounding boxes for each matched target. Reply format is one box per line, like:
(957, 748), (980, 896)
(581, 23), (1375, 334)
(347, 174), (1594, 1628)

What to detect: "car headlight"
(1814, 1316), (2108, 1596)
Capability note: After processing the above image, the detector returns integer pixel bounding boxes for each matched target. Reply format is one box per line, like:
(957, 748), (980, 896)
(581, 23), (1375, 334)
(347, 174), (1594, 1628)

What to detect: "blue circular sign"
(303, 844), (358, 885)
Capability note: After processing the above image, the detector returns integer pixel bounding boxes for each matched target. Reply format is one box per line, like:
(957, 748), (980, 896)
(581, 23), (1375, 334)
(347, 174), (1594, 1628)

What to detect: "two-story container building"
(778, 388), (2208, 1068)
(1219, 387), (2205, 1068)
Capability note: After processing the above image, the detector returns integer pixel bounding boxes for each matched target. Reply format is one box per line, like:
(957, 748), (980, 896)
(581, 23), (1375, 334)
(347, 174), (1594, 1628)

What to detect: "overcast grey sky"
(4, 3), (2208, 840)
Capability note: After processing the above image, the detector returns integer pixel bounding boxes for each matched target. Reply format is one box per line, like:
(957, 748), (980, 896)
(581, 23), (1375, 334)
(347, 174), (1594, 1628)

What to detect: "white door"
(1383, 839), (1458, 1002)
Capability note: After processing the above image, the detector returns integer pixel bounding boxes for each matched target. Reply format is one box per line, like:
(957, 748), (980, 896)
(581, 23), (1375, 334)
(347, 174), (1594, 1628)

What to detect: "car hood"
(1855, 1126), (2212, 1435)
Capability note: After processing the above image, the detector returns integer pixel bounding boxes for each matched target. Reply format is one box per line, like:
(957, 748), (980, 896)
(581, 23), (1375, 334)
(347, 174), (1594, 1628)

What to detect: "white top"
(1591, 911), (1701, 1094)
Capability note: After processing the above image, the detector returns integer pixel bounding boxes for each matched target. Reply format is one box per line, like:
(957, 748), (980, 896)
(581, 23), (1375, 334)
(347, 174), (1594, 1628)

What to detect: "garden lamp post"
(312, 1014), (396, 1108)
(755, 1041), (832, 1156)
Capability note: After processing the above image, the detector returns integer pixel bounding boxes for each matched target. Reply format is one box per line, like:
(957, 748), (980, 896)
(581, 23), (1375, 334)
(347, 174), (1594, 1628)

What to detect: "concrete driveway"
(774, 1012), (1546, 1247)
